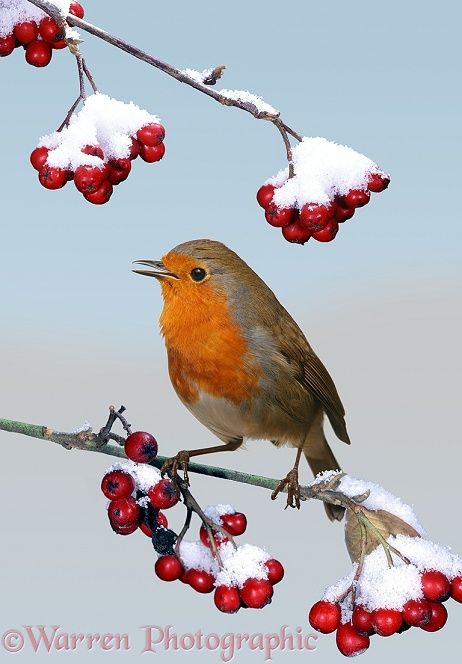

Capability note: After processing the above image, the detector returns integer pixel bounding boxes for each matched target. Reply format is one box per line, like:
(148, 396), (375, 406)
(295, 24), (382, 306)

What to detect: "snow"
(203, 504), (235, 525)
(105, 460), (162, 493)
(0, 0), (72, 38)
(218, 89), (278, 116)
(182, 67), (215, 84)
(267, 137), (387, 209)
(39, 94), (161, 169)
(178, 541), (219, 576)
(215, 542), (270, 588)
(70, 420), (91, 434)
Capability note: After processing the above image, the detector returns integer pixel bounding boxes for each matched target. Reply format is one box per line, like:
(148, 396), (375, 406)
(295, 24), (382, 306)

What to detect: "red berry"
(312, 218), (339, 242)
(282, 220), (311, 244)
(335, 205), (355, 223)
(38, 165), (67, 190)
(264, 559), (284, 585)
(39, 17), (62, 43)
(107, 496), (140, 528)
(148, 479), (179, 510)
(30, 146), (49, 171)
(199, 525), (228, 549)
(139, 522), (153, 537)
(110, 521), (138, 536)
(420, 602), (448, 632)
(402, 599), (432, 627)
(309, 600), (341, 634)
(299, 203), (335, 231)
(136, 123), (165, 147)
(14, 21), (38, 45)
(101, 470), (135, 500)
(256, 184), (275, 209)
(83, 179), (113, 205)
(344, 189), (370, 208)
(108, 158), (132, 185)
(368, 173), (390, 193)
(124, 431), (158, 463)
(69, 2), (85, 18)
(139, 143), (165, 163)
(221, 512), (247, 536)
(214, 585), (241, 613)
(155, 555), (183, 582)
(186, 569), (215, 593)
(451, 575), (462, 602)
(0, 34), (16, 57)
(240, 578), (273, 609)
(52, 38), (67, 49)
(265, 203), (295, 228)
(157, 511), (168, 528)
(128, 137), (140, 160)
(81, 144), (104, 159)
(352, 605), (374, 635)
(25, 40), (52, 67)
(336, 623), (370, 657)
(421, 570), (451, 602)
(74, 164), (110, 194)
(371, 608), (403, 636)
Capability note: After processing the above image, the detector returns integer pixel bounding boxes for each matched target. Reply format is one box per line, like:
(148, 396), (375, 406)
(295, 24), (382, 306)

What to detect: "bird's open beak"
(132, 260), (179, 280)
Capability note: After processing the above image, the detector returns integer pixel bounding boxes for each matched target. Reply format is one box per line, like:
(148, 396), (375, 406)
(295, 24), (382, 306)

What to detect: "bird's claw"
(160, 450), (191, 490)
(271, 468), (301, 509)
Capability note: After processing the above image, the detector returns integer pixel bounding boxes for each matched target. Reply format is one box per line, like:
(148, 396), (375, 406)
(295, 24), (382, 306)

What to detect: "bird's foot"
(271, 467), (301, 509)
(160, 450), (191, 489)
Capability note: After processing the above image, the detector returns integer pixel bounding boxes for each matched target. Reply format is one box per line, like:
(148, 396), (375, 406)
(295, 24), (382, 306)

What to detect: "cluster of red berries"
(0, 3), (84, 66)
(309, 570), (462, 657)
(256, 172), (390, 245)
(30, 122), (165, 204)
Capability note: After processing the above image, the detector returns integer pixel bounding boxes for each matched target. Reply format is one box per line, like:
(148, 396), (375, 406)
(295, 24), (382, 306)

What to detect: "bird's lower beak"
(132, 260), (179, 280)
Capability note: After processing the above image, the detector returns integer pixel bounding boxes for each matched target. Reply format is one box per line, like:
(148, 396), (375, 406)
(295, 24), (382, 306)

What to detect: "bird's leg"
(161, 439), (243, 487)
(271, 447), (304, 509)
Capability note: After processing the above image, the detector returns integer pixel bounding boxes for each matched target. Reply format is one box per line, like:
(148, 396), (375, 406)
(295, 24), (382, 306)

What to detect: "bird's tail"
(304, 424), (345, 522)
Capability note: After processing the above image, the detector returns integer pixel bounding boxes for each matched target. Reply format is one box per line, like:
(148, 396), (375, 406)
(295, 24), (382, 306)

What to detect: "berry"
(128, 138), (140, 160)
(14, 21), (38, 45)
(299, 203), (335, 231)
(402, 599), (432, 627)
(421, 570), (451, 602)
(240, 578), (273, 609)
(136, 123), (165, 146)
(221, 512), (247, 536)
(38, 165), (67, 190)
(264, 559), (284, 585)
(69, 2), (85, 18)
(214, 585), (241, 613)
(312, 219), (339, 242)
(368, 173), (390, 193)
(148, 479), (179, 510)
(186, 569), (215, 593)
(101, 470), (135, 500)
(108, 158), (132, 185)
(344, 189), (370, 208)
(139, 143), (165, 163)
(107, 496), (140, 528)
(0, 34), (16, 57)
(420, 602), (448, 632)
(336, 623), (370, 657)
(157, 511), (168, 528)
(371, 608), (403, 636)
(39, 17), (63, 43)
(451, 575), (462, 602)
(30, 146), (49, 171)
(282, 220), (311, 244)
(83, 179), (113, 205)
(309, 600), (341, 634)
(139, 521), (153, 537)
(25, 40), (52, 67)
(52, 38), (67, 49)
(335, 205), (355, 223)
(352, 605), (374, 635)
(124, 431), (158, 463)
(81, 144), (104, 159)
(199, 525), (228, 549)
(155, 555), (183, 581)
(256, 184), (275, 209)
(74, 164), (110, 194)
(110, 521), (138, 536)
(265, 203), (295, 228)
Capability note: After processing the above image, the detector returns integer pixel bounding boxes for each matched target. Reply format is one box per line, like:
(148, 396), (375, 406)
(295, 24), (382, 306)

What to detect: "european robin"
(134, 239), (350, 520)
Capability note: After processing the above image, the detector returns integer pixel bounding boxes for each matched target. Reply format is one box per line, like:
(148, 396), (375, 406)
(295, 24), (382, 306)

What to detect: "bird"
(133, 239), (350, 520)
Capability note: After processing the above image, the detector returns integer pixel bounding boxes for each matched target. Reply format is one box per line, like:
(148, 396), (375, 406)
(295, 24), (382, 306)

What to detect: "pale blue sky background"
(0, 1), (461, 662)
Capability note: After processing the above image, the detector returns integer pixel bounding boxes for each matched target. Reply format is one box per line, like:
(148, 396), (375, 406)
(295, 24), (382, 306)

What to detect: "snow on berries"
(256, 137), (390, 245)
(0, 0), (84, 66)
(308, 472), (462, 656)
(30, 94), (166, 204)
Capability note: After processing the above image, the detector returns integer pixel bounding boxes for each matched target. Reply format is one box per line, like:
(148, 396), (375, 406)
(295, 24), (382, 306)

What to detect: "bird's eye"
(190, 267), (207, 282)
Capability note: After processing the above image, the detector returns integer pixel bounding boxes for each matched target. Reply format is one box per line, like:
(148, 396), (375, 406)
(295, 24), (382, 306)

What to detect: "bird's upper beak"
(132, 260), (179, 280)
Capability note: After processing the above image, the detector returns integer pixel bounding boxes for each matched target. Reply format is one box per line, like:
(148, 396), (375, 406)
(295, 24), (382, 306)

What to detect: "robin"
(134, 239), (350, 520)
